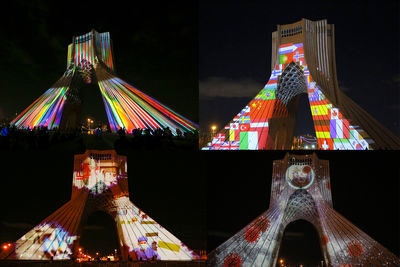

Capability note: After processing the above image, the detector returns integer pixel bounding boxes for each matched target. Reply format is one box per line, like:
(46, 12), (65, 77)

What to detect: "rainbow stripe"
(98, 75), (198, 134)
(11, 87), (69, 129)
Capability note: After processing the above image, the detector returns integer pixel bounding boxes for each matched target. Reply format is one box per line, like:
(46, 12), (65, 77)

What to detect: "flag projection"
(0, 150), (198, 261)
(202, 19), (400, 150)
(10, 30), (198, 134)
(208, 153), (400, 266)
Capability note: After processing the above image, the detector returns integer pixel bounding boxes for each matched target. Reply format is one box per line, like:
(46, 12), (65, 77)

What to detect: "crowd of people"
(0, 124), (198, 151)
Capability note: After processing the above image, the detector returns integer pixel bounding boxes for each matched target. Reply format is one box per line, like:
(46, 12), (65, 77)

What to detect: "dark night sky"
(199, 0), (400, 136)
(0, 0), (198, 124)
(203, 151), (399, 264)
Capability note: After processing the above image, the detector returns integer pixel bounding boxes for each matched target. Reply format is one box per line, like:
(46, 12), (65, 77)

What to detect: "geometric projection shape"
(202, 19), (400, 150)
(10, 30), (198, 135)
(0, 150), (198, 261)
(207, 153), (400, 266)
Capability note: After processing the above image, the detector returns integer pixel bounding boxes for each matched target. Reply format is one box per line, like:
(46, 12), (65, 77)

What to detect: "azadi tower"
(203, 19), (400, 150)
(10, 30), (198, 135)
(208, 153), (400, 266)
(0, 150), (198, 261)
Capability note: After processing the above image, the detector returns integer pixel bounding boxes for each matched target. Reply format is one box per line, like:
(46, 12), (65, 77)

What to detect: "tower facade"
(0, 150), (198, 261)
(11, 30), (198, 135)
(203, 19), (400, 150)
(208, 153), (400, 266)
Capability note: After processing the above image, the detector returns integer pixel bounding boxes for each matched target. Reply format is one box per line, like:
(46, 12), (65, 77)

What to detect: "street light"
(211, 125), (217, 140)
(87, 118), (94, 129)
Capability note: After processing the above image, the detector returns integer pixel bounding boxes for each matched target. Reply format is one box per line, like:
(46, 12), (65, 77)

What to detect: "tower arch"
(276, 62), (307, 106)
(277, 219), (325, 266)
(78, 210), (120, 258)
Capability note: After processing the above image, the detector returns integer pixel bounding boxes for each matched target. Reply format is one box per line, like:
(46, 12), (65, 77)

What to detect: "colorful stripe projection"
(11, 30), (198, 134)
(96, 32), (113, 70)
(10, 87), (69, 130)
(69, 31), (113, 71)
(203, 42), (373, 150)
(97, 74), (198, 135)
(73, 32), (96, 69)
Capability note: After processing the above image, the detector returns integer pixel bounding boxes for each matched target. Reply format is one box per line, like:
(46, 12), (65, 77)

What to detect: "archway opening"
(80, 77), (109, 130)
(79, 210), (120, 261)
(292, 93), (317, 149)
(270, 62), (317, 149)
(277, 219), (324, 266)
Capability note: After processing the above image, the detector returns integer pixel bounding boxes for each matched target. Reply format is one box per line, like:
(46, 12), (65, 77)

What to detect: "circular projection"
(285, 165), (314, 189)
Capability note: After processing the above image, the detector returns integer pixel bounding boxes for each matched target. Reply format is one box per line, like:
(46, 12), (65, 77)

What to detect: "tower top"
(67, 30), (115, 71)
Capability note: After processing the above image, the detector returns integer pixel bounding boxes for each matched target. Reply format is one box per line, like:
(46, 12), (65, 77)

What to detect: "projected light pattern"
(11, 30), (198, 133)
(14, 223), (77, 260)
(72, 153), (124, 195)
(114, 196), (197, 261)
(98, 75), (198, 134)
(203, 41), (372, 150)
(67, 31), (113, 71)
(96, 32), (113, 70)
(10, 87), (69, 129)
(0, 150), (198, 261)
(208, 153), (400, 266)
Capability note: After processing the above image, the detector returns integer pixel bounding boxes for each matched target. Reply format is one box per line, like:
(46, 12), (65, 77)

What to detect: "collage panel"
(0, 0), (399, 267)
(199, 1), (399, 151)
(203, 151), (399, 266)
(0, 149), (205, 264)
(200, 0), (399, 266)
